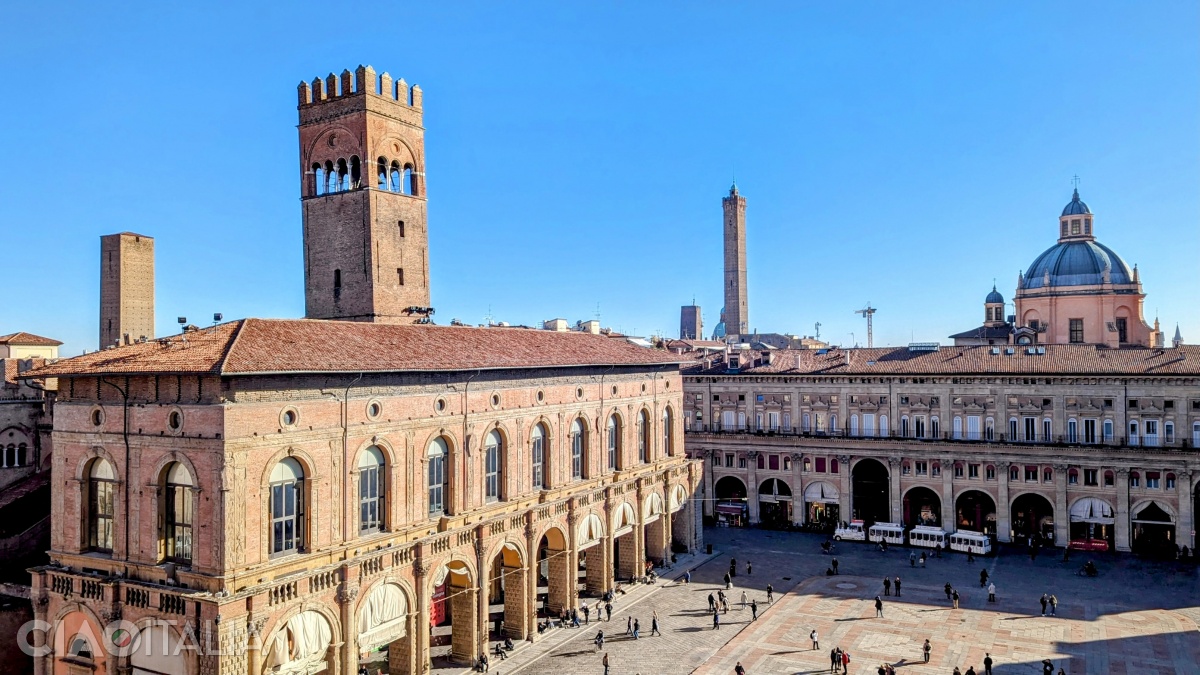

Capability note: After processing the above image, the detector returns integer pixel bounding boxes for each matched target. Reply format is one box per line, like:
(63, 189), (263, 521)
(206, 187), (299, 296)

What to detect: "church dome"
(985, 286), (1004, 304)
(1061, 188), (1091, 216)
(1023, 240), (1133, 289)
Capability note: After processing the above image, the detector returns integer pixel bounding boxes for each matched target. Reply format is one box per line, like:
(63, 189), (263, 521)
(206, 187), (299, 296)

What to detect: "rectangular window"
(915, 461), (928, 476)
(1069, 318), (1084, 343)
(485, 445), (500, 501)
(1043, 418), (1052, 442)
(1104, 471), (1114, 487)
(1084, 469), (1098, 486)
(968, 464), (979, 479)
(767, 411), (780, 430)
(1146, 472), (1160, 489)
(1024, 417), (1037, 442)
(712, 454), (720, 467)
(738, 457), (747, 469)
(815, 457), (827, 473)
(985, 465), (995, 480)
(1144, 420), (1159, 446)
(965, 416), (978, 441)
(1165, 421), (1174, 444)
(1083, 419), (1096, 444)
(1116, 317), (1127, 343)
(768, 454), (779, 471)
(756, 454), (765, 470)
(1067, 419), (1078, 443)
(783, 457), (792, 471)
(863, 414), (875, 437)
(1068, 471), (1078, 485)
(1130, 474), (1140, 488)
(725, 453), (734, 468)
(397, 268), (404, 285)
(954, 464), (964, 478)
(1025, 466), (1038, 482)
(915, 416), (926, 438)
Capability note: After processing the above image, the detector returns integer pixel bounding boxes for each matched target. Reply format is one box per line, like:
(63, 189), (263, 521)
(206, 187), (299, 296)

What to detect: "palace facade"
(681, 343), (1200, 554)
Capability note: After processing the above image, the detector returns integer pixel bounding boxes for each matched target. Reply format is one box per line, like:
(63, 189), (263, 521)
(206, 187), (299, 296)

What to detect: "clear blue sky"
(2, 2), (1197, 355)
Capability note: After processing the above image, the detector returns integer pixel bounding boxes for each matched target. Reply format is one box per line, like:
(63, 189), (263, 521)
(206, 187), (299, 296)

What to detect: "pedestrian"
(718, 589), (726, 604)
(767, 584), (774, 604)
(909, 551), (916, 567)
(1049, 594), (1057, 616)
(1040, 593), (1048, 616)
(953, 668), (962, 675)
(602, 651), (610, 675)
(724, 572), (732, 589)
(875, 596), (884, 617)
(832, 558), (839, 574)
(830, 648), (840, 674)
(572, 610), (581, 628)
(747, 561), (753, 575)
(594, 630), (605, 651)
(987, 582), (996, 603)
(1040, 659), (1053, 675)
(626, 616), (632, 636)
(741, 589), (748, 609)
(922, 638), (931, 663)
(650, 611), (660, 636)
(723, 597), (729, 613)
(936, 543), (943, 558)
(980, 569), (988, 587)
(983, 652), (993, 675)
(708, 593), (716, 612)
(713, 611), (721, 630)
(750, 599), (758, 621)
(605, 602), (613, 622)
(967, 548), (976, 563)
(583, 603), (590, 624)
(730, 558), (737, 578)
(966, 667), (977, 675)
(920, 551), (927, 567)
(684, 569), (691, 584)
(810, 629), (819, 650)
(952, 589), (960, 609)
(841, 649), (850, 674)
(734, 662), (746, 675)
(944, 582), (953, 601)
(632, 618), (640, 640)
(894, 576), (901, 597)
(883, 576), (891, 596)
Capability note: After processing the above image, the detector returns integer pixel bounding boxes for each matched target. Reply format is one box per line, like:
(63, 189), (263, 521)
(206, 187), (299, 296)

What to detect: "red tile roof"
(681, 344), (1200, 376)
(18, 319), (682, 378)
(0, 332), (62, 346)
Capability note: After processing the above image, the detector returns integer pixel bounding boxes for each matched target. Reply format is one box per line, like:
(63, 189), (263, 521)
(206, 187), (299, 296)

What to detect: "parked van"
(907, 525), (946, 550)
(833, 519), (866, 541)
(868, 522), (906, 545)
(948, 529), (992, 555)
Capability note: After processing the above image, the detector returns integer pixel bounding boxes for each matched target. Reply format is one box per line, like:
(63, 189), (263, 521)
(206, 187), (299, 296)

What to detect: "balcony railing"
(685, 424), (1198, 453)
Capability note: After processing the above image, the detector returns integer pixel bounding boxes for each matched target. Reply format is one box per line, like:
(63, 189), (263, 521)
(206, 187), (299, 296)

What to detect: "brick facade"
(99, 232), (154, 349)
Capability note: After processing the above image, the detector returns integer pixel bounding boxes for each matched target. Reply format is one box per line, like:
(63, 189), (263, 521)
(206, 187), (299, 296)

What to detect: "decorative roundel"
(280, 407), (299, 428)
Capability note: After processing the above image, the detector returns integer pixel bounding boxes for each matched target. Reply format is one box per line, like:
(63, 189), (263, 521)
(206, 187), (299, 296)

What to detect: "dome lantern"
(1058, 188), (1095, 242)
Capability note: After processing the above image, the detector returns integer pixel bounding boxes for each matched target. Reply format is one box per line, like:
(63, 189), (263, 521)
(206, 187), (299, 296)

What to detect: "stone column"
(615, 532), (640, 579)
(338, 581), (360, 675)
(941, 458), (954, 532)
(702, 449), (716, 518)
(888, 457), (903, 525)
(791, 453), (806, 526)
(546, 550), (571, 614)
(838, 455), (852, 524)
(997, 461), (1011, 542)
(584, 544), (607, 595)
(387, 612), (415, 675)
(502, 565), (528, 640)
(475, 536), (488, 656)
(567, 510), (581, 607)
(1178, 471), (1194, 550)
(746, 451), (760, 524)
(1053, 465), (1069, 546)
(1115, 469), (1131, 552)
(524, 521), (539, 639)
(449, 587), (478, 664)
(414, 560), (431, 673)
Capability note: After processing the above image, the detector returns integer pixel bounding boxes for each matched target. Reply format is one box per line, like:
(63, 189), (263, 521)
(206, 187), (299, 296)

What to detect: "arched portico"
(803, 481), (840, 530)
(714, 476), (748, 526)
(903, 486), (942, 527)
(1068, 497), (1115, 551)
(537, 527), (572, 617)
(642, 492), (668, 565)
(356, 581), (415, 675)
(851, 458), (889, 527)
(430, 558), (477, 666)
(757, 478), (792, 528)
(1011, 492), (1055, 543)
(611, 502), (640, 579)
(577, 513), (608, 595)
(1131, 500), (1176, 557)
(955, 490), (997, 535)
(486, 541), (528, 641)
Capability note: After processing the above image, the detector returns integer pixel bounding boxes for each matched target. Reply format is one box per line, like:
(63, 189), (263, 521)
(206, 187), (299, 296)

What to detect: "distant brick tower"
(99, 232), (155, 348)
(722, 184), (748, 339)
(298, 66), (431, 323)
(680, 304), (702, 339)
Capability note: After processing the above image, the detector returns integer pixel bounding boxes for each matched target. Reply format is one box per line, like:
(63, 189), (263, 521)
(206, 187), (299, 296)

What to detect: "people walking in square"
(684, 569), (691, 584)
(582, 604), (590, 624)
(894, 576), (901, 597)
(747, 560), (753, 575)
(920, 551), (927, 567)
(965, 666), (977, 675)
(952, 589), (960, 609)
(767, 583), (774, 603)
(722, 597), (729, 614)
(967, 548), (976, 563)
(875, 596), (884, 617)
(741, 589), (748, 609)
(841, 649), (850, 674)
(713, 610), (721, 630)
(1040, 593), (1048, 616)
(883, 576), (891, 596)
(730, 558), (737, 577)
(953, 667), (962, 675)
(718, 589), (726, 606)
(708, 592), (717, 612)
(910, 551), (916, 567)
(923, 638), (931, 663)
(980, 569), (988, 587)
(830, 648), (840, 674)
(594, 630), (604, 651)
(734, 662), (746, 675)
(602, 652), (610, 675)
(751, 599), (759, 621)
(983, 652), (993, 674)
(1049, 594), (1057, 616)
(632, 618), (640, 639)
(605, 602), (613, 621)
(810, 629), (819, 649)
(724, 572), (732, 589)
(626, 616), (632, 635)
(988, 582), (996, 603)
(832, 558), (839, 574)
(944, 582), (953, 601)
(650, 611), (661, 636)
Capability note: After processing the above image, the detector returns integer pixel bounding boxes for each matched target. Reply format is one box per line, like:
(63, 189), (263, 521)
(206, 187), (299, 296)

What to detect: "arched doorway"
(803, 481), (840, 531)
(611, 502), (639, 579)
(903, 487), (941, 527)
(577, 513), (607, 596)
(714, 476), (748, 527)
(262, 610), (335, 674)
(357, 582), (414, 674)
(1131, 501), (1176, 557)
(1011, 493), (1055, 544)
(954, 490), (997, 535)
(851, 459), (889, 527)
(430, 560), (476, 666)
(1068, 497), (1114, 552)
(643, 492), (668, 566)
(757, 478), (793, 529)
(537, 528), (571, 618)
(487, 543), (527, 641)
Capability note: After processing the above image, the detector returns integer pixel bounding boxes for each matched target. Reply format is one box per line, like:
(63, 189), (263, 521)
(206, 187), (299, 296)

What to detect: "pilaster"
(1115, 469), (1131, 552)
(997, 461), (1012, 542)
(1053, 464), (1069, 545)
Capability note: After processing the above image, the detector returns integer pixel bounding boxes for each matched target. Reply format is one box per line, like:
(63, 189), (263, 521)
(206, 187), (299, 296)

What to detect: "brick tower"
(298, 66), (431, 323)
(722, 184), (748, 339)
(99, 232), (155, 348)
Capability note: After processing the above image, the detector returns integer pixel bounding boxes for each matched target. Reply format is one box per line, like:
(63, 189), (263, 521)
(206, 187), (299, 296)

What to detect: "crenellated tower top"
(297, 65), (423, 109)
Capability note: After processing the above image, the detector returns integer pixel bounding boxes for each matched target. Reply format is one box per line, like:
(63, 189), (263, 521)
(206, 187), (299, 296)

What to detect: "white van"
(833, 520), (866, 541)
(868, 522), (906, 545)
(948, 530), (992, 555)
(907, 525), (946, 550)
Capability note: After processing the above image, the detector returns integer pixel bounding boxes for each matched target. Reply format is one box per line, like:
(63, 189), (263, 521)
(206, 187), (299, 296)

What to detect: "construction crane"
(855, 303), (877, 348)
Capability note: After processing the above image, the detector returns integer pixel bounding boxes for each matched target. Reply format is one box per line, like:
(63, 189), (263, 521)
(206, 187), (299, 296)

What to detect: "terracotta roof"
(0, 332), (62, 346)
(18, 319), (682, 378)
(681, 344), (1200, 376)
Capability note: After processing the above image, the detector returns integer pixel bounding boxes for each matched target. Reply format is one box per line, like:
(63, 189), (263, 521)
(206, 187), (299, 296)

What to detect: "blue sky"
(2, 2), (1196, 355)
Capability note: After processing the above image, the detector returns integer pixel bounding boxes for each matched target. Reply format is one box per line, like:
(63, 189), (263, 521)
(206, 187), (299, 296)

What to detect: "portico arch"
(954, 490), (997, 535)
(486, 540), (528, 641)
(130, 620), (193, 675)
(611, 502), (639, 579)
(1068, 496), (1115, 551)
(1011, 492), (1055, 543)
(1131, 500), (1176, 556)
(851, 458), (889, 527)
(803, 480), (840, 529)
(430, 558), (477, 666)
(356, 580), (414, 674)
(537, 526), (572, 618)
(903, 486), (942, 527)
(261, 608), (337, 675)
(577, 512), (608, 595)
(714, 476), (748, 526)
(757, 478), (793, 528)
(642, 492), (668, 565)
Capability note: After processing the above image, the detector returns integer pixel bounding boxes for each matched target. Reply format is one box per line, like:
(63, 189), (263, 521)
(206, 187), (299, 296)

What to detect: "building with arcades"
(682, 343), (1200, 556)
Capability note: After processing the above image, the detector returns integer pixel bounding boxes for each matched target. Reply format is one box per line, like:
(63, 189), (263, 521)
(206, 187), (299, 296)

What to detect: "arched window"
(161, 462), (193, 563)
(900, 416), (909, 438)
(376, 157), (388, 189)
(428, 438), (448, 516)
(985, 417), (995, 441)
(68, 636), (94, 660)
(1009, 465), (1020, 481)
(850, 414), (859, 437)
(485, 430), (502, 502)
(359, 447), (385, 534)
(87, 458), (116, 553)
(269, 458), (305, 556)
(403, 164), (416, 195)
(662, 408), (674, 457)
(930, 416), (939, 439)
(389, 161), (402, 192)
(802, 413), (811, 432)
(607, 415), (620, 471)
(531, 424), (546, 490)
(953, 416), (962, 440)
(312, 163), (325, 196)
(349, 156), (361, 189)
(571, 419), (585, 480)
(336, 158), (350, 191)
(879, 414), (889, 436)
(324, 161), (336, 194)
(637, 410), (650, 463)
(830, 414), (838, 435)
